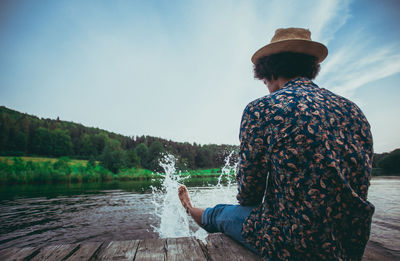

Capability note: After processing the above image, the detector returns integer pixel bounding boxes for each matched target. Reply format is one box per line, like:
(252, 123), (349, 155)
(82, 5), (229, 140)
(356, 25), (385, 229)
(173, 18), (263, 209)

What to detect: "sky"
(0, 0), (399, 153)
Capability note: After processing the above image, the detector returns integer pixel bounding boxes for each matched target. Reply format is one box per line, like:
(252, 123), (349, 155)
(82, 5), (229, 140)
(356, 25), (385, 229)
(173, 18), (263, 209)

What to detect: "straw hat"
(251, 28), (328, 64)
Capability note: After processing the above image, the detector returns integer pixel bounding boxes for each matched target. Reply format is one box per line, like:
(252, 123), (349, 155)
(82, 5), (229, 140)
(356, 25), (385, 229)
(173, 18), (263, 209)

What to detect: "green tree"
(0, 106), (241, 170)
(87, 155), (96, 168)
(378, 149), (400, 174)
(100, 139), (127, 173)
(0, 114), (11, 152)
(15, 131), (28, 152)
(92, 133), (107, 157)
(135, 143), (149, 169)
(79, 134), (96, 157)
(148, 141), (165, 171)
(51, 129), (73, 157)
(373, 153), (388, 168)
(179, 142), (195, 169)
(195, 146), (213, 168)
(70, 126), (83, 156)
(7, 130), (27, 154)
(126, 149), (140, 168)
(32, 127), (52, 156)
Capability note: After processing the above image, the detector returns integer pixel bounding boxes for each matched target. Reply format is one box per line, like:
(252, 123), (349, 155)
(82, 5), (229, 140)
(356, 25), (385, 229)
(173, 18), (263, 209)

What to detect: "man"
(178, 28), (374, 260)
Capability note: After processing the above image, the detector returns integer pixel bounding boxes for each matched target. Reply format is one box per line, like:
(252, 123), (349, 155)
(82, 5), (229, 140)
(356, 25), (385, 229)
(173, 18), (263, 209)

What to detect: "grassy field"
(0, 156), (147, 184)
(0, 156), (225, 185)
(0, 156), (89, 165)
(181, 168), (223, 177)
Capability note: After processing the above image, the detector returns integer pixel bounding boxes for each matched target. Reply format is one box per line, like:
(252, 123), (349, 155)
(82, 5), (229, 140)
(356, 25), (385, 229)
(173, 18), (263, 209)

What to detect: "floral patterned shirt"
(236, 77), (374, 260)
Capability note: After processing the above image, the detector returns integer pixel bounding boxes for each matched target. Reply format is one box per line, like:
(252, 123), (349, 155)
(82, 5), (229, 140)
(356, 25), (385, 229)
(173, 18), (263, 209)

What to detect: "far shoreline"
(371, 175), (400, 179)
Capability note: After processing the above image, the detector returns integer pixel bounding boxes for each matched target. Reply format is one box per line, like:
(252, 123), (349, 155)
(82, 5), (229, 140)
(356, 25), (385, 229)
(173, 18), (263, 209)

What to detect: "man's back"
(236, 77), (375, 260)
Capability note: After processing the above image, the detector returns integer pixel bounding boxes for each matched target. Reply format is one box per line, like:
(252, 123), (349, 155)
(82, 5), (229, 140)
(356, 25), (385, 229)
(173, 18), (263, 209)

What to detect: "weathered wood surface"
(0, 246), (38, 261)
(166, 237), (207, 261)
(0, 233), (396, 260)
(65, 242), (103, 261)
(135, 238), (166, 261)
(97, 240), (140, 261)
(206, 233), (260, 261)
(30, 244), (79, 261)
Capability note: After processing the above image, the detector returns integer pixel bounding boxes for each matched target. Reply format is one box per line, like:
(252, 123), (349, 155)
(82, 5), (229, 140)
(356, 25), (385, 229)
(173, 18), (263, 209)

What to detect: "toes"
(178, 185), (187, 194)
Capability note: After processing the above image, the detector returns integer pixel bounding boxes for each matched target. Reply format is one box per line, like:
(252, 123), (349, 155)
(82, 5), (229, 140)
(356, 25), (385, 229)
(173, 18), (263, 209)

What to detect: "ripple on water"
(368, 177), (400, 252)
(0, 176), (398, 254)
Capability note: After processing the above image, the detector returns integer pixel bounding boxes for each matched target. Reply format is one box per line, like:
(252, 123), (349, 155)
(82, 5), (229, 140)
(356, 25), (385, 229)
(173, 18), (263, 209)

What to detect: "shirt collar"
(283, 77), (313, 89)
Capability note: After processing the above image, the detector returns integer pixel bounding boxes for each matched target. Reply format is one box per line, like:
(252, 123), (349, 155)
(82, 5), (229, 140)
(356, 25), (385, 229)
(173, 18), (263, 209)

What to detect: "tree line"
(0, 106), (237, 173)
(2, 106), (398, 175)
(373, 149), (400, 175)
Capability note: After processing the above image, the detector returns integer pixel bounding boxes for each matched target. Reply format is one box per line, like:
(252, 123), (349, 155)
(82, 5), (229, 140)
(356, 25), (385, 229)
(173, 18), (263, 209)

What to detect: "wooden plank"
(65, 242), (103, 261)
(30, 244), (79, 261)
(0, 247), (38, 261)
(206, 233), (261, 261)
(134, 238), (166, 261)
(166, 237), (207, 261)
(97, 240), (139, 261)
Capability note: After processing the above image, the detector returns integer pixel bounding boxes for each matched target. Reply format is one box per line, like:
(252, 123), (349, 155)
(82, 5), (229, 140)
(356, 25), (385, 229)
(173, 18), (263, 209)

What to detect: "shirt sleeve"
(236, 103), (269, 206)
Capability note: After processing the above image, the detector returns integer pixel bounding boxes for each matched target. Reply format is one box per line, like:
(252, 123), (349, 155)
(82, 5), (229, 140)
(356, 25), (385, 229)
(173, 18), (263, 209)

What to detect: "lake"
(0, 176), (399, 258)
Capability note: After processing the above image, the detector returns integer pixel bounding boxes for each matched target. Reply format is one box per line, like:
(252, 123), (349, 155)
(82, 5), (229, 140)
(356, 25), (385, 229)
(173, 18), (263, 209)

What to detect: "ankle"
(185, 204), (193, 214)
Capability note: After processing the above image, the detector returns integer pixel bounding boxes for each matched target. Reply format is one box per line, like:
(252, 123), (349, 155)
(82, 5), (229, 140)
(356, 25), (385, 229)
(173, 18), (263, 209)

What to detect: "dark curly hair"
(253, 52), (320, 81)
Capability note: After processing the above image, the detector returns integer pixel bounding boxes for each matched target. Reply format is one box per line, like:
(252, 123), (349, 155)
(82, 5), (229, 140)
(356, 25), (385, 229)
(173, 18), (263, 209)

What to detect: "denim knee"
(201, 204), (229, 233)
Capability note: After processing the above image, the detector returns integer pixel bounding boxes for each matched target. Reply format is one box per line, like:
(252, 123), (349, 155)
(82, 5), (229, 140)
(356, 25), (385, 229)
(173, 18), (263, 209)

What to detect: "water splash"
(151, 152), (238, 241)
(215, 151), (238, 201)
(151, 154), (190, 238)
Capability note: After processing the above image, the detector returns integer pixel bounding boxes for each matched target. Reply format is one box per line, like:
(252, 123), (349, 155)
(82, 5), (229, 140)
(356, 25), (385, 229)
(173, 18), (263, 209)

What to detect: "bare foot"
(178, 185), (193, 213)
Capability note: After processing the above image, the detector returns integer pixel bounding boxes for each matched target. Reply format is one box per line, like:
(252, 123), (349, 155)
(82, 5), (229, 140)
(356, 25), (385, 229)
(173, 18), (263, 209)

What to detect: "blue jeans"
(201, 204), (259, 255)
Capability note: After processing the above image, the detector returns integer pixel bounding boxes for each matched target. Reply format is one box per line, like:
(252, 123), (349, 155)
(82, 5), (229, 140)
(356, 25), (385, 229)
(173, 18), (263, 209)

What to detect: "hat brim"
(251, 39), (328, 64)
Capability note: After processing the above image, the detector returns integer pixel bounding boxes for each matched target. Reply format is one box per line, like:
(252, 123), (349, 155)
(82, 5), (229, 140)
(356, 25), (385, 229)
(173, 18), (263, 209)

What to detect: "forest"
(0, 106), (237, 174)
(1, 105), (399, 177)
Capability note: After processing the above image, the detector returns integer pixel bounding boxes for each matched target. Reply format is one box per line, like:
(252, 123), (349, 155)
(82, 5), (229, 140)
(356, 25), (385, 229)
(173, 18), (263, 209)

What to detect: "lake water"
(0, 176), (399, 258)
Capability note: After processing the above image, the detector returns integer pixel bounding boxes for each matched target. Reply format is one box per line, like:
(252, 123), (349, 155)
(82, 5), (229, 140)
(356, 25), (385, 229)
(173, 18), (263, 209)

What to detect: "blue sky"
(0, 0), (399, 153)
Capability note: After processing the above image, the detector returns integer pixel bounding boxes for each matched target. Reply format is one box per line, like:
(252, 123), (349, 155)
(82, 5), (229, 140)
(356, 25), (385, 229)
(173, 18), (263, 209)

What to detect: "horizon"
(1, 0), (399, 153)
(2, 104), (399, 155)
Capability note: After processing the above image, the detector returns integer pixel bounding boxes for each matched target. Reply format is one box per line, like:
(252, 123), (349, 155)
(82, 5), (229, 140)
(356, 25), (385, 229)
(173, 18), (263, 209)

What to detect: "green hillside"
(0, 106), (237, 173)
(1, 105), (397, 178)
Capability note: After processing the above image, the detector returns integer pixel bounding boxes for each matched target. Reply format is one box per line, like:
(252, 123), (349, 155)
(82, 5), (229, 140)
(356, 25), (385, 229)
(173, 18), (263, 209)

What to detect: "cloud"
(319, 34), (400, 98)
(1, 0), (398, 148)
(308, 0), (352, 44)
(314, 1), (400, 100)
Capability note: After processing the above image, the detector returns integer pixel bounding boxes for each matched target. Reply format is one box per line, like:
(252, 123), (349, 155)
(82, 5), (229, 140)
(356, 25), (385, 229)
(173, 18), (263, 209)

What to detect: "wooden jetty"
(0, 233), (259, 261)
(0, 233), (397, 261)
